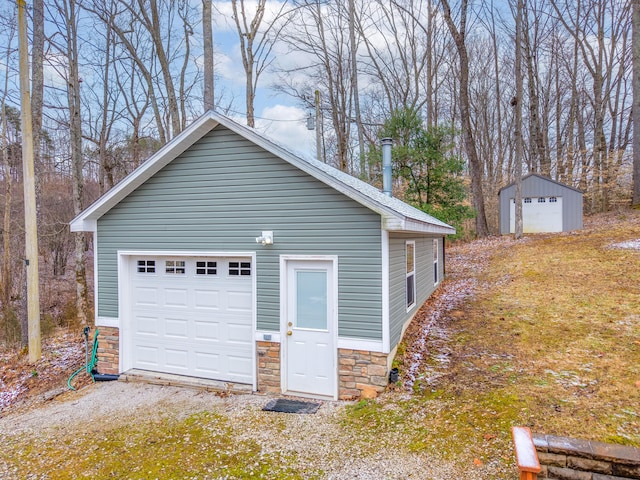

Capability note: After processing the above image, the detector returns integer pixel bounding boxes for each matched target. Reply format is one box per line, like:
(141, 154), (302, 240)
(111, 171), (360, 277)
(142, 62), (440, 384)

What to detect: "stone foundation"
(338, 349), (389, 400)
(96, 326), (119, 375)
(91, 330), (390, 398)
(534, 433), (640, 479)
(256, 341), (281, 394)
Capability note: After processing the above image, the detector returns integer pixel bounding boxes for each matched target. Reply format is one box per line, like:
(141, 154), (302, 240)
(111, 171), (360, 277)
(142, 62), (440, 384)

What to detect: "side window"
(406, 241), (416, 309)
(433, 239), (439, 285)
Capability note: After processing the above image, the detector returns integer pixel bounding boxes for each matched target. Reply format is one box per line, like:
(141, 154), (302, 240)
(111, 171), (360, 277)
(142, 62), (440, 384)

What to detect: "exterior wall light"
(256, 231), (274, 246)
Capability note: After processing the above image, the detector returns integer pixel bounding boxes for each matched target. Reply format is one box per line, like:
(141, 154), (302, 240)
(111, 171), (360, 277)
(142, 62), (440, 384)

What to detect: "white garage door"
(130, 256), (253, 384)
(510, 196), (563, 233)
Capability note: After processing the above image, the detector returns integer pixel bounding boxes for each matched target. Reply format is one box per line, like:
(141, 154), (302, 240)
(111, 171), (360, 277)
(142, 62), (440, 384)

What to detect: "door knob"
(287, 330), (292, 336)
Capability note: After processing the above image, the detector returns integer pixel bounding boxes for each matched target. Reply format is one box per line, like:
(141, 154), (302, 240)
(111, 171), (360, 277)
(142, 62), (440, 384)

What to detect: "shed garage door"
(130, 256), (253, 384)
(510, 196), (563, 233)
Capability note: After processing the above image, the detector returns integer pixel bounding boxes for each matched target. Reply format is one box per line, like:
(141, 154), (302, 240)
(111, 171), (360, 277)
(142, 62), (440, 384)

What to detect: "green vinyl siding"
(97, 125), (382, 339)
(388, 233), (443, 349)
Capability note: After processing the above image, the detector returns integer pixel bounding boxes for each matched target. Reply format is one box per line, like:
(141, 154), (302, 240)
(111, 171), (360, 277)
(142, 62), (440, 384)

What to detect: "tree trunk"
(348, 0), (365, 179)
(633, 0), (640, 207)
(513, 0), (524, 240)
(64, 0), (89, 325)
(0, 19), (15, 326)
(440, 0), (489, 237)
(147, 0), (182, 138)
(203, 0), (214, 111)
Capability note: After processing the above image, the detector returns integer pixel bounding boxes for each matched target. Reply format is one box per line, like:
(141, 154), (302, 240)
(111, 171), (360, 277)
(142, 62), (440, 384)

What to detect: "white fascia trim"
(381, 229), (390, 354)
(70, 218), (97, 233)
(118, 250), (254, 258)
(337, 337), (385, 353)
(69, 114), (220, 232)
(256, 331), (281, 343)
(96, 316), (119, 328)
(383, 216), (456, 236)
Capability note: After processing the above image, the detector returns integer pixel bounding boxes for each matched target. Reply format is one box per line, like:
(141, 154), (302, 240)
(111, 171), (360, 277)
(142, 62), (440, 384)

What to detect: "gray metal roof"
(71, 110), (455, 235)
(498, 173), (583, 195)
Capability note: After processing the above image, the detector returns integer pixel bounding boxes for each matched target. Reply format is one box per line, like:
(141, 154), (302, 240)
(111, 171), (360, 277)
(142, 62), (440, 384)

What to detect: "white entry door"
(284, 260), (336, 399)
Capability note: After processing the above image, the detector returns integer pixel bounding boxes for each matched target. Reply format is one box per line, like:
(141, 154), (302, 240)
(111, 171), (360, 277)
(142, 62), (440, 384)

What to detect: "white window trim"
(406, 241), (416, 312)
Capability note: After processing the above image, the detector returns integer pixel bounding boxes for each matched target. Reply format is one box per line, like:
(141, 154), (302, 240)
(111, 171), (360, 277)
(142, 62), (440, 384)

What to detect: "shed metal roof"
(498, 173), (583, 195)
(70, 111), (455, 235)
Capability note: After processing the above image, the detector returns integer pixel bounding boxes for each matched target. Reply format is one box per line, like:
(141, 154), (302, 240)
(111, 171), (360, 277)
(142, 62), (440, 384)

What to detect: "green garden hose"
(67, 328), (99, 391)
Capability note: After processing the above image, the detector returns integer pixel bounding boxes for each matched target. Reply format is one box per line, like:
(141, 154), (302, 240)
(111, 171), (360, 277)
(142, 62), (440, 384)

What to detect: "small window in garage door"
(165, 260), (186, 274)
(137, 260), (156, 273)
(196, 261), (217, 276)
(229, 261), (251, 276)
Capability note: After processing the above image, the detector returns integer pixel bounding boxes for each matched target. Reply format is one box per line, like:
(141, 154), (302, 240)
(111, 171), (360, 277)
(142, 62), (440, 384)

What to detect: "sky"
(209, 0), (317, 153)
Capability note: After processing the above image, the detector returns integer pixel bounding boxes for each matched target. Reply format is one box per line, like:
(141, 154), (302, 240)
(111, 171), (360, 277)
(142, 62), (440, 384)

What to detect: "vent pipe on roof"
(382, 137), (393, 197)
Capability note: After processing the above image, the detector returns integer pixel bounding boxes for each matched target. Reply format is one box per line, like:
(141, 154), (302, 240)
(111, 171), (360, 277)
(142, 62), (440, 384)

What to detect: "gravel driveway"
(0, 381), (495, 479)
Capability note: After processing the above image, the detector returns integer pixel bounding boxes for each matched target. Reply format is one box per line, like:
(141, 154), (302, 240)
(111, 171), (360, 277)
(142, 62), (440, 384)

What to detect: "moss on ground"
(2, 411), (317, 479)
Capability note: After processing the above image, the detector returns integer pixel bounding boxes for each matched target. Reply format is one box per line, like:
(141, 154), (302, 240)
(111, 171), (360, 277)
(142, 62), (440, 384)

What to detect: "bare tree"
(203, 0), (214, 111)
(229, 0), (289, 127)
(348, 0), (365, 178)
(513, 0), (524, 239)
(48, 0), (89, 324)
(634, 0), (640, 207)
(0, 11), (16, 325)
(439, 0), (489, 237)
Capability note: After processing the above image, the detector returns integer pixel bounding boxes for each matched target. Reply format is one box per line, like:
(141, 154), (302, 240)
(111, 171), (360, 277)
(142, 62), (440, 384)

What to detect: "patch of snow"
(0, 382), (26, 412)
(404, 278), (478, 389)
(609, 239), (640, 250)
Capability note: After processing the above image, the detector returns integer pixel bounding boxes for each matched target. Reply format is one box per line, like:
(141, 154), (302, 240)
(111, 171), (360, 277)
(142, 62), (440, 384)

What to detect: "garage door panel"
(135, 316), (160, 335)
(227, 323), (252, 344)
(134, 287), (158, 306)
(194, 320), (220, 342)
(194, 352), (221, 374)
(164, 288), (189, 307)
(165, 348), (189, 369)
(165, 318), (189, 338)
(227, 355), (252, 376)
(194, 289), (221, 310)
(135, 345), (159, 367)
(130, 256), (253, 384)
(227, 290), (252, 311)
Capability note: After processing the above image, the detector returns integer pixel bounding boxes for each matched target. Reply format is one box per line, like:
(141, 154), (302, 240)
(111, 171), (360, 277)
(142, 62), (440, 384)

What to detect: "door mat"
(262, 398), (321, 414)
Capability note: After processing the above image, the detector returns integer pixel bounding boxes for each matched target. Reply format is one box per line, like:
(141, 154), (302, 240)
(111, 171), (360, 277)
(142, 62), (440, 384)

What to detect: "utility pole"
(18, 0), (41, 362)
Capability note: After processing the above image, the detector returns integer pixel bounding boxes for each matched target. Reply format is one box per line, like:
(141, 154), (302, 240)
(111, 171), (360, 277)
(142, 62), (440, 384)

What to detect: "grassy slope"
(388, 210), (640, 475)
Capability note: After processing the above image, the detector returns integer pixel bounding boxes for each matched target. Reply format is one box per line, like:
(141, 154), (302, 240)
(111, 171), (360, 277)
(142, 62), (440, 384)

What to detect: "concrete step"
(119, 369), (253, 395)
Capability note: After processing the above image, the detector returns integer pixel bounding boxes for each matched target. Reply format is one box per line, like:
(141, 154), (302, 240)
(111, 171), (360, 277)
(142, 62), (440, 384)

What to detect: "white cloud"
(212, 0), (290, 33)
(254, 104), (316, 155)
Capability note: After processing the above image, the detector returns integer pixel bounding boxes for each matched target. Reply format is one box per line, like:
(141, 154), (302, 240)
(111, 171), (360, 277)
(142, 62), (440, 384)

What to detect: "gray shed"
(498, 173), (583, 234)
(70, 111), (455, 400)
